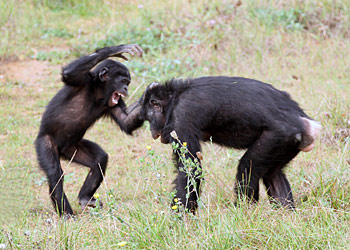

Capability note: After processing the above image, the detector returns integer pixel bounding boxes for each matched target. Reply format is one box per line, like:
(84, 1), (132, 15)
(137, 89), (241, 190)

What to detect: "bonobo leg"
(262, 145), (299, 209)
(235, 130), (299, 206)
(174, 165), (202, 213)
(172, 132), (202, 213)
(62, 139), (108, 209)
(263, 169), (295, 209)
(35, 135), (73, 215)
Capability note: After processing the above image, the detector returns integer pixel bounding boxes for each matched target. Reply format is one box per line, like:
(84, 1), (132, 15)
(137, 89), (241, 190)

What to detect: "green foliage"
(251, 8), (306, 30)
(41, 28), (73, 39)
(171, 137), (203, 213)
(32, 0), (97, 16)
(95, 27), (175, 54)
(33, 50), (70, 63)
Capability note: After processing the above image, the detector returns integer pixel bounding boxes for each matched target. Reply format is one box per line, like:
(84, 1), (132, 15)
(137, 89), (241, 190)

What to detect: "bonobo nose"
(123, 86), (128, 92)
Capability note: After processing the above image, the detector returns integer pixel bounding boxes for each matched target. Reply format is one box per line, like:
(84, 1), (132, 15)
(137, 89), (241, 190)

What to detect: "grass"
(0, 0), (349, 249)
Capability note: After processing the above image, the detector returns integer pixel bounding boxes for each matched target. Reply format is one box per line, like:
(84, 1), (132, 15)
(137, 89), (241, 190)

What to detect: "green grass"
(0, 0), (349, 249)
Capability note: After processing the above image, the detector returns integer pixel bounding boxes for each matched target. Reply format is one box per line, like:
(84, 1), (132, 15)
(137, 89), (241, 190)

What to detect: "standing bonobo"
(35, 44), (144, 216)
(140, 77), (321, 212)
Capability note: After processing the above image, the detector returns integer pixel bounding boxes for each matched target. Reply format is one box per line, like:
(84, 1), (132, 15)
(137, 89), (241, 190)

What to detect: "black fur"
(140, 76), (320, 212)
(35, 44), (144, 216)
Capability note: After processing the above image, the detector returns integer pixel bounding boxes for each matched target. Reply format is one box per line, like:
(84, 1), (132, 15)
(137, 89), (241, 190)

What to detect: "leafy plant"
(251, 8), (306, 30)
(41, 28), (73, 39)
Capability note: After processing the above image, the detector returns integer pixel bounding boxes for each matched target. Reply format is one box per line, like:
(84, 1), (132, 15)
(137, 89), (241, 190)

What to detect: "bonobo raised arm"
(62, 44), (143, 86)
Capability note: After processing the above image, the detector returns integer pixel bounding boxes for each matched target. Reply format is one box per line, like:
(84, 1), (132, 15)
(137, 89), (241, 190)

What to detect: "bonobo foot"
(79, 197), (103, 210)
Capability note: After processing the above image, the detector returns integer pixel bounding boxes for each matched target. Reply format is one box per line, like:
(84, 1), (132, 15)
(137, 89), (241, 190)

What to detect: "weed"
(32, 50), (70, 63)
(41, 28), (73, 39)
(251, 8), (306, 30)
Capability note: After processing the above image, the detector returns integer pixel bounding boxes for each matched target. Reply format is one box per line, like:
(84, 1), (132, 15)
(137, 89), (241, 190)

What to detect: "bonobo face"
(142, 82), (169, 143)
(96, 60), (131, 107)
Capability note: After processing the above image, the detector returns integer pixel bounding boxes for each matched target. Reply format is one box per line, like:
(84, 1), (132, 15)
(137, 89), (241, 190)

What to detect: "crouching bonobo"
(139, 77), (321, 212)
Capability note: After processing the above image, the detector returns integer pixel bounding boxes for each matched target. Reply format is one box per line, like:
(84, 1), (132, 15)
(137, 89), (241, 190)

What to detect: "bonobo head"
(141, 82), (171, 143)
(92, 59), (131, 107)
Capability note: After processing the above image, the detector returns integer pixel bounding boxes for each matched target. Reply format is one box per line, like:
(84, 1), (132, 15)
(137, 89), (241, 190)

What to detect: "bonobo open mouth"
(108, 91), (127, 107)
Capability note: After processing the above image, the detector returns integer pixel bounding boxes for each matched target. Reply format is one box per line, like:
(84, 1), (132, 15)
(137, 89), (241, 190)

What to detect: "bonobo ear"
(99, 67), (109, 82)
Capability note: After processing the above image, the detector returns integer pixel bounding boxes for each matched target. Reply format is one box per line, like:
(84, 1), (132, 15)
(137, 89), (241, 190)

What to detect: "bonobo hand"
(96, 44), (143, 61)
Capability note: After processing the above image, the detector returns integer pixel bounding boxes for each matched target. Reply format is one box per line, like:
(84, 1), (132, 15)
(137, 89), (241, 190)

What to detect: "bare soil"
(0, 59), (55, 86)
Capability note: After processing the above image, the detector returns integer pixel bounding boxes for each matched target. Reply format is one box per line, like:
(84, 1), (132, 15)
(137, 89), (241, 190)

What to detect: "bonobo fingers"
(132, 44), (144, 56)
(110, 44), (143, 60)
(121, 44), (144, 58)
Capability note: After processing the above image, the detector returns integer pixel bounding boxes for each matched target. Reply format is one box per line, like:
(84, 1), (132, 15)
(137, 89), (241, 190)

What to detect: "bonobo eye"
(149, 99), (163, 112)
(150, 99), (160, 108)
(121, 78), (130, 85)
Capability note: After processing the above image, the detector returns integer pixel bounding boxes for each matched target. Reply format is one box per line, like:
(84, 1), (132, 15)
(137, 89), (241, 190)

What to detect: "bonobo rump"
(140, 76), (321, 212)
(35, 44), (144, 216)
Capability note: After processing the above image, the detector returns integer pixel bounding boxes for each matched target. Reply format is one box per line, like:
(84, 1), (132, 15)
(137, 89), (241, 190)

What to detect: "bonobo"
(35, 44), (144, 216)
(140, 77), (321, 212)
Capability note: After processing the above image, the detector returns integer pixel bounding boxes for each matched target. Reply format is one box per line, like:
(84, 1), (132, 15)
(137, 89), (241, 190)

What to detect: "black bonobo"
(140, 77), (321, 212)
(35, 44), (144, 216)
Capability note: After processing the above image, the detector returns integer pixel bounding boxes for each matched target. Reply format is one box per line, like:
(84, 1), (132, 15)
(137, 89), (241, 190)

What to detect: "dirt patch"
(0, 59), (57, 86)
